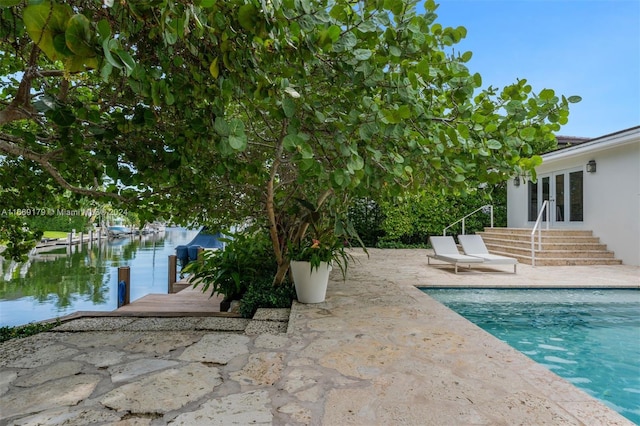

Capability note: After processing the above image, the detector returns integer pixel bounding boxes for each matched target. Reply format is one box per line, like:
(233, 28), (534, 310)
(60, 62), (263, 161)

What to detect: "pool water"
(421, 288), (640, 424)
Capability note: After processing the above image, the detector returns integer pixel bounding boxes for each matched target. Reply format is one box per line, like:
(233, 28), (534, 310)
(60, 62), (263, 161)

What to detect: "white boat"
(107, 225), (132, 238)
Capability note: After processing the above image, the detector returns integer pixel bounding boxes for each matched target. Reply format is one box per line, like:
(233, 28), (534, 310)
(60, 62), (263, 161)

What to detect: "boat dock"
(35, 229), (107, 252)
(115, 284), (227, 316)
(50, 278), (232, 324)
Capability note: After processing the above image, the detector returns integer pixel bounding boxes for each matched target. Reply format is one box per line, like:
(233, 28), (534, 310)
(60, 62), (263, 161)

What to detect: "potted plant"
(288, 228), (351, 303)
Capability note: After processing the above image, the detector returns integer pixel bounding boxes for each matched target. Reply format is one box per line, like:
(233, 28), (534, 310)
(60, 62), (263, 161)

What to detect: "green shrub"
(183, 228), (276, 301)
(347, 198), (385, 247)
(239, 276), (296, 318)
(0, 320), (60, 343)
(348, 185), (507, 247)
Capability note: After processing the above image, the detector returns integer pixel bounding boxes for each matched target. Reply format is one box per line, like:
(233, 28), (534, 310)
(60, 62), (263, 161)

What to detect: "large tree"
(0, 0), (579, 278)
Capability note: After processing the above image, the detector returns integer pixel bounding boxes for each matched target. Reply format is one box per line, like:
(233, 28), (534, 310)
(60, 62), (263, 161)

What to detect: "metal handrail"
(442, 205), (494, 236)
(530, 200), (550, 267)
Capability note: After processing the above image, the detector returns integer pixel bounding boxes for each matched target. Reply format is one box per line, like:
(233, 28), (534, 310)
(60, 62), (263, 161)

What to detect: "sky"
(424, 0), (640, 138)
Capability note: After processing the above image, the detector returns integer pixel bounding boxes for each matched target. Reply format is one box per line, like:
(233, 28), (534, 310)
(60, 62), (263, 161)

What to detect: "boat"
(107, 225), (132, 238)
(175, 228), (225, 266)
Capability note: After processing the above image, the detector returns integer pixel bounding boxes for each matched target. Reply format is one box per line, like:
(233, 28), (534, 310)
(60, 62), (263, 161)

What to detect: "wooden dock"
(114, 284), (227, 316)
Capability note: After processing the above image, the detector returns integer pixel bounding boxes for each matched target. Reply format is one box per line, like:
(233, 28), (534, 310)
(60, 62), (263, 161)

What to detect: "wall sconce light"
(514, 176), (521, 187)
(586, 160), (597, 173)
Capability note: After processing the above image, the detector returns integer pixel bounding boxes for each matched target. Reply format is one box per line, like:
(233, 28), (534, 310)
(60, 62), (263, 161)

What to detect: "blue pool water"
(421, 288), (640, 424)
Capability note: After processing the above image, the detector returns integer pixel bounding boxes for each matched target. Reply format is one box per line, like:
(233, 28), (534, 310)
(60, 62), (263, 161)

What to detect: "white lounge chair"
(458, 234), (518, 273)
(428, 236), (484, 274)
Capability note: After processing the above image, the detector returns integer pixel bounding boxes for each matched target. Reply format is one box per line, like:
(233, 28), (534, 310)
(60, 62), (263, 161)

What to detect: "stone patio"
(0, 248), (637, 425)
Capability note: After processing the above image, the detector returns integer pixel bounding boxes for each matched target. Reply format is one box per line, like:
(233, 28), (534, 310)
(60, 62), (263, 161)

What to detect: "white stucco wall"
(507, 127), (640, 266)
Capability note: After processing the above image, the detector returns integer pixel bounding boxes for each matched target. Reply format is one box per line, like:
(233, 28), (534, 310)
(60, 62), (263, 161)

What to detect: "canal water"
(0, 227), (200, 327)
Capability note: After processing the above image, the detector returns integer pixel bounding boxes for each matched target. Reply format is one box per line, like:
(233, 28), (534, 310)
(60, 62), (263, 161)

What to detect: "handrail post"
(462, 218), (465, 236)
(546, 204), (550, 230)
(530, 200), (549, 268)
(490, 205), (494, 228)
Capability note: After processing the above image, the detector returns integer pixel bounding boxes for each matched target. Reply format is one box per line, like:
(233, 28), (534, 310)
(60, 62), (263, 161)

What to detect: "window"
(569, 171), (583, 221)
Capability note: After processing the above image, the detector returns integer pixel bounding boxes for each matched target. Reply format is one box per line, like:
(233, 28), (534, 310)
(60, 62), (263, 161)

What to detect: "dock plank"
(115, 285), (226, 314)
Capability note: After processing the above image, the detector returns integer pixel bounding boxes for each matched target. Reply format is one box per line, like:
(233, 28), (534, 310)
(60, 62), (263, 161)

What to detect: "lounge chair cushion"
(457, 235), (518, 265)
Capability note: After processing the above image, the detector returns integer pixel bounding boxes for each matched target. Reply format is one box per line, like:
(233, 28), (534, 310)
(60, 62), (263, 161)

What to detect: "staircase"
(476, 227), (622, 266)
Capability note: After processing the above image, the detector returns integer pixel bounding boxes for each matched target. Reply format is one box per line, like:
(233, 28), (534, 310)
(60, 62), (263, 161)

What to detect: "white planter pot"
(290, 261), (332, 303)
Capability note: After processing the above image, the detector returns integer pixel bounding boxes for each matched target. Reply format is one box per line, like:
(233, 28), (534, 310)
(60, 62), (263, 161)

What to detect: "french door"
(528, 169), (583, 225)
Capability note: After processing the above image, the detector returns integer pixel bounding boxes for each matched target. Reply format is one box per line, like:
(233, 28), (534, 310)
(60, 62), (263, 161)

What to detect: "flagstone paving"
(0, 248), (637, 425)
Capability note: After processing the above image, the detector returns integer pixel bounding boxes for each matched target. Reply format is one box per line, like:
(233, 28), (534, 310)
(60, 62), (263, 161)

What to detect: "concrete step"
(473, 227), (621, 266)
(478, 233), (601, 245)
(480, 236), (605, 250)
(485, 244), (617, 259)
(480, 227), (594, 237)
(517, 257), (622, 266)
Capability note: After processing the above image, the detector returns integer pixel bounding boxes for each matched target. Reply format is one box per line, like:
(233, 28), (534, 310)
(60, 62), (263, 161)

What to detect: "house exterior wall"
(507, 127), (640, 266)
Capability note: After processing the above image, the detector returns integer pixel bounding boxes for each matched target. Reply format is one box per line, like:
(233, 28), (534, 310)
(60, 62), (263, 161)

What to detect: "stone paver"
(100, 362), (223, 414)
(0, 249), (637, 425)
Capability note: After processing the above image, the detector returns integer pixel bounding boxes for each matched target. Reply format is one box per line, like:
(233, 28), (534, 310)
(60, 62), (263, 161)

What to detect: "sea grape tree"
(0, 0), (579, 278)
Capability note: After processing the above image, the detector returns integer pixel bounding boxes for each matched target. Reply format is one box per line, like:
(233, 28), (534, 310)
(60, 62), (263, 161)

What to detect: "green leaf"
(282, 97), (296, 118)
(283, 134), (303, 151)
(100, 62), (113, 81)
(348, 155), (364, 171)
(331, 169), (348, 187)
(115, 49), (136, 75)
(486, 139), (502, 150)
(416, 58), (430, 78)
(24, 2), (73, 61)
(568, 95), (582, 103)
(0, 0), (22, 6)
(49, 107), (76, 127)
(473, 73), (482, 86)
(456, 123), (470, 139)
(214, 117), (230, 136)
(103, 38), (122, 69)
(298, 142), (314, 159)
(209, 57), (219, 79)
(65, 14), (95, 57)
(97, 19), (111, 41)
(326, 25), (341, 42)
(383, 0), (404, 14)
(238, 4), (258, 32)
(519, 127), (536, 142)
(389, 46), (402, 57)
(353, 49), (372, 61)
(228, 134), (247, 151)
(539, 88), (555, 100)
(358, 123), (377, 141)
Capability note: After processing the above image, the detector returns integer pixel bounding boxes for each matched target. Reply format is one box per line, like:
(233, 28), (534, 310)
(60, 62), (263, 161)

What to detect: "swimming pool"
(420, 288), (640, 424)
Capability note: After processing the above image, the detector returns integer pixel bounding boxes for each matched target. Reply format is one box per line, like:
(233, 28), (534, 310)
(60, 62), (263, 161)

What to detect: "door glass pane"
(528, 181), (538, 221)
(570, 171), (583, 221)
(555, 174), (565, 222)
(542, 177), (550, 222)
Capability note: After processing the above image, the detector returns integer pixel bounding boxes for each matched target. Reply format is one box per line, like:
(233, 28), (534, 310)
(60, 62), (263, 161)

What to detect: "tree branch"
(0, 135), (127, 202)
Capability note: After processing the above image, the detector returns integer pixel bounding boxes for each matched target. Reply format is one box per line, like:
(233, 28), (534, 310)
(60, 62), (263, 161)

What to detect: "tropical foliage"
(181, 228), (277, 301)
(0, 0), (580, 282)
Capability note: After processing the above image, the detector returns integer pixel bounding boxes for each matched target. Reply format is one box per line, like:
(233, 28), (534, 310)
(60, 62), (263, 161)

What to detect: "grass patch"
(0, 320), (60, 343)
(43, 231), (69, 239)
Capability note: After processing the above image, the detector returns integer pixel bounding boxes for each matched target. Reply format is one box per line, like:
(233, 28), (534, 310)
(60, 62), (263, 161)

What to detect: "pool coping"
(290, 248), (638, 424)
